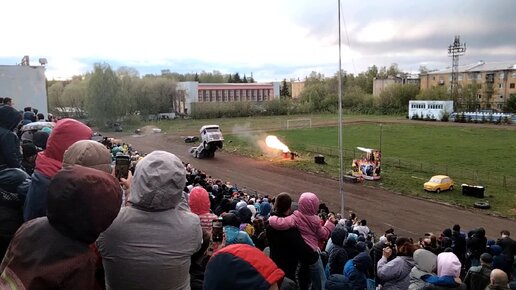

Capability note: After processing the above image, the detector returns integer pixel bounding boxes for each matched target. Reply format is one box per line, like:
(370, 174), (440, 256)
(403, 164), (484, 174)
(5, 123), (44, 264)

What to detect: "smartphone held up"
(115, 155), (131, 180)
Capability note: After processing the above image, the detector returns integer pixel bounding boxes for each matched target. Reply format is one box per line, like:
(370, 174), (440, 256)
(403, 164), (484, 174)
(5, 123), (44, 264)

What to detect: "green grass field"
(220, 122), (516, 217)
(130, 114), (516, 217)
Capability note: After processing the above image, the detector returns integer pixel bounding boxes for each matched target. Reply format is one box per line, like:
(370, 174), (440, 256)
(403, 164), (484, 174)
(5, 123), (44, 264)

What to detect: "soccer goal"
(286, 118), (312, 129)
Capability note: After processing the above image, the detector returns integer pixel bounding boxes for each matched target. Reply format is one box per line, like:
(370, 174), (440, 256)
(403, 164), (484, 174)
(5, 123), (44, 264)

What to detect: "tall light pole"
(379, 124), (383, 152)
(338, 0), (345, 217)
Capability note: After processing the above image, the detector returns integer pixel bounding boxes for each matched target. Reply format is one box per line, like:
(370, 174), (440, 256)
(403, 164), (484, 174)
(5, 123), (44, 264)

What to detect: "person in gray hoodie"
(409, 249), (438, 290)
(377, 237), (417, 290)
(97, 150), (203, 290)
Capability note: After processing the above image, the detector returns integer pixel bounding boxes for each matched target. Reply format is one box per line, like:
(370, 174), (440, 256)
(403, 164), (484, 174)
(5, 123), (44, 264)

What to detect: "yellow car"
(424, 175), (454, 193)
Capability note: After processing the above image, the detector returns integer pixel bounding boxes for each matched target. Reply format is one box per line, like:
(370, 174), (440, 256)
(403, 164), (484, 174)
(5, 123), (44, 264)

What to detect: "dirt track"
(121, 131), (516, 240)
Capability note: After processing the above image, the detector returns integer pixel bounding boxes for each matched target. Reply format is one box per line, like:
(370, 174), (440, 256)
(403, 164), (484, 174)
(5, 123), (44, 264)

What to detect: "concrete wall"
(177, 81), (198, 114)
(0, 65), (48, 117)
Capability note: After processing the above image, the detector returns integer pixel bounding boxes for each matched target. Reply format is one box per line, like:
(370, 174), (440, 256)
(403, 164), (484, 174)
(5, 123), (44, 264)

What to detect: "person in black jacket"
(467, 228), (487, 268)
(266, 192), (318, 288)
(0, 105), (25, 258)
(0, 106), (23, 172)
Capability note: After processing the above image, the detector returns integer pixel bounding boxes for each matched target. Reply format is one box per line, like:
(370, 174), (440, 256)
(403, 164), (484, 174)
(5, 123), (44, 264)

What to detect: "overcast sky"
(1, 0), (515, 81)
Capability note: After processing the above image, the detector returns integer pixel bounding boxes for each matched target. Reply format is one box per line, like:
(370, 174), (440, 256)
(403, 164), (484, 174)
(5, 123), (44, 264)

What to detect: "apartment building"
(420, 61), (516, 110)
(373, 74), (420, 96)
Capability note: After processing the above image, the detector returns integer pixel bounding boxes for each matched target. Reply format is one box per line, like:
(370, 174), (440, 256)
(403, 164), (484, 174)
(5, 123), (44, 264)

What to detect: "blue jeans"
(309, 255), (326, 290)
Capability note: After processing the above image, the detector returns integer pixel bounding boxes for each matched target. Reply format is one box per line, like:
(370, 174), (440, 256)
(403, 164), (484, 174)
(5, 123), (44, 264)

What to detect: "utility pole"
(338, 0), (345, 217)
(448, 36), (466, 104)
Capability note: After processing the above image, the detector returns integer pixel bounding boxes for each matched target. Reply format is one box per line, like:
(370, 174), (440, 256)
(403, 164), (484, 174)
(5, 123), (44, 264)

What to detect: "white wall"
(177, 81), (198, 114)
(0, 65), (48, 117)
(408, 100), (454, 120)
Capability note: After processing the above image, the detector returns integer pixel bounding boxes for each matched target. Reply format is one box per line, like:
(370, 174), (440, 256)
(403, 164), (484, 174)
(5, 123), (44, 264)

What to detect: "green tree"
(227, 74), (233, 83)
(86, 63), (122, 126)
(47, 82), (65, 114)
(233, 73), (241, 83)
(61, 77), (88, 117)
(506, 94), (516, 113)
(416, 86), (449, 101)
(458, 83), (480, 111)
(243, 74), (248, 83)
(386, 63), (401, 77)
(280, 79), (290, 99)
(194, 73), (199, 82)
(138, 76), (178, 115)
(249, 72), (255, 83)
(378, 84), (419, 114)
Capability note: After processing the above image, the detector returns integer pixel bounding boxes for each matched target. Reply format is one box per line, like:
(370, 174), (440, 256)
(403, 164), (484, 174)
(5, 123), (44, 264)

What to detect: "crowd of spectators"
(0, 100), (515, 290)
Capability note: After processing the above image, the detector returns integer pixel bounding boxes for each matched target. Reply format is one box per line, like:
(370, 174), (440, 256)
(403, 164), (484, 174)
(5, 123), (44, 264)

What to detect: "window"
(499, 72), (505, 80)
(478, 95), (482, 99)
(498, 83), (504, 89)
(432, 76), (435, 81)
(512, 72), (516, 79)
(510, 83), (515, 89)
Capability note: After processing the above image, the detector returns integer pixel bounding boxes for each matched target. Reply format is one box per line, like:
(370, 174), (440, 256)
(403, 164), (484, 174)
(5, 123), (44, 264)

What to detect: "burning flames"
(265, 135), (290, 153)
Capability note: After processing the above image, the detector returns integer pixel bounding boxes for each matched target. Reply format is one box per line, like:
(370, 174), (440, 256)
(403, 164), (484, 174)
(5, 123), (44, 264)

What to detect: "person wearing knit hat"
(203, 244), (285, 290)
(97, 151), (202, 290)
(464, 252), (493, 290)
(63, 140), (112, 174)
(0, 165), (122, 289)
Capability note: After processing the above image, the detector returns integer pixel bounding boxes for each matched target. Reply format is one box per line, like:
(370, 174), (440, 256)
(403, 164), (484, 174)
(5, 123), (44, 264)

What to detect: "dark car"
(184, 136), (199, 143)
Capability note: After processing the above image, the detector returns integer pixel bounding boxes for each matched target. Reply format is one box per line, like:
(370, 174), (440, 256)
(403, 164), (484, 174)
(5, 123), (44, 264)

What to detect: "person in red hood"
(23, 118), (92, 221)
(0, 165), (122, 290)
(189, 186), (218, 234)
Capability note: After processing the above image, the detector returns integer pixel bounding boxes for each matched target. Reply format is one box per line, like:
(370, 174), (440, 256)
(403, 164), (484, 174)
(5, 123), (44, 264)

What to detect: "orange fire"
(265, 135), (290, 153)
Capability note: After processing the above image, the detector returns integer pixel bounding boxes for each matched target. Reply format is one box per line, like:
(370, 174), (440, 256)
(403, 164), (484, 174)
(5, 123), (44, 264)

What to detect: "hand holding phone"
(212, 219), (223, 242)
(115, 156), (131, 180)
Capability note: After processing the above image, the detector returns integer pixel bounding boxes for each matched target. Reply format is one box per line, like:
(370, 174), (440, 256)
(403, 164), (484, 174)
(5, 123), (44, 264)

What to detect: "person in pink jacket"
(269, 192), (336, 290)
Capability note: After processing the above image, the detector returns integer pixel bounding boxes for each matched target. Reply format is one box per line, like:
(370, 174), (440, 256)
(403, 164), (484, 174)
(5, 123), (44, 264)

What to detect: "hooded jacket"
(0, 106), (22, 170)
(258, 200), (271, 219)
(378, 254), (415, 290)
(409, 249), (437, 290)
(423, 252), (463, 288)
(0, 165), (122, 290)
(268, 192), (335, 250)
(21, 111), (35, 126)
(189, 186), (218, 233)
(343, 252), (373, 290)
(97, 151), (202, 290)
(203, 244), (285, 290)
(329, 225), (349, 275)
(23, 119), (92, 221)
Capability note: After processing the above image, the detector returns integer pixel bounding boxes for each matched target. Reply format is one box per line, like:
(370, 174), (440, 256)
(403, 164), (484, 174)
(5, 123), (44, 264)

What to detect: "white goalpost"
(286, 118), (312, 129)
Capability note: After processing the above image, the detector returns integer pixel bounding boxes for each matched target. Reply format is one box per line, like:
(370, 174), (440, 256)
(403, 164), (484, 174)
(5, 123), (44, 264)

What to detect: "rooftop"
(424, 61), (516, 75)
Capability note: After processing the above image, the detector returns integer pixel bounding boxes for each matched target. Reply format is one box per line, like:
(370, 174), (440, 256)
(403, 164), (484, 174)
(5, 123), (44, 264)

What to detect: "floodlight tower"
(447, 35), (466, 101)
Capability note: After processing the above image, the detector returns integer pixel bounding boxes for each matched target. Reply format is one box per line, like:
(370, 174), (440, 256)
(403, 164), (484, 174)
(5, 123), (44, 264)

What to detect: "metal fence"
(304, 145), (516, 189)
